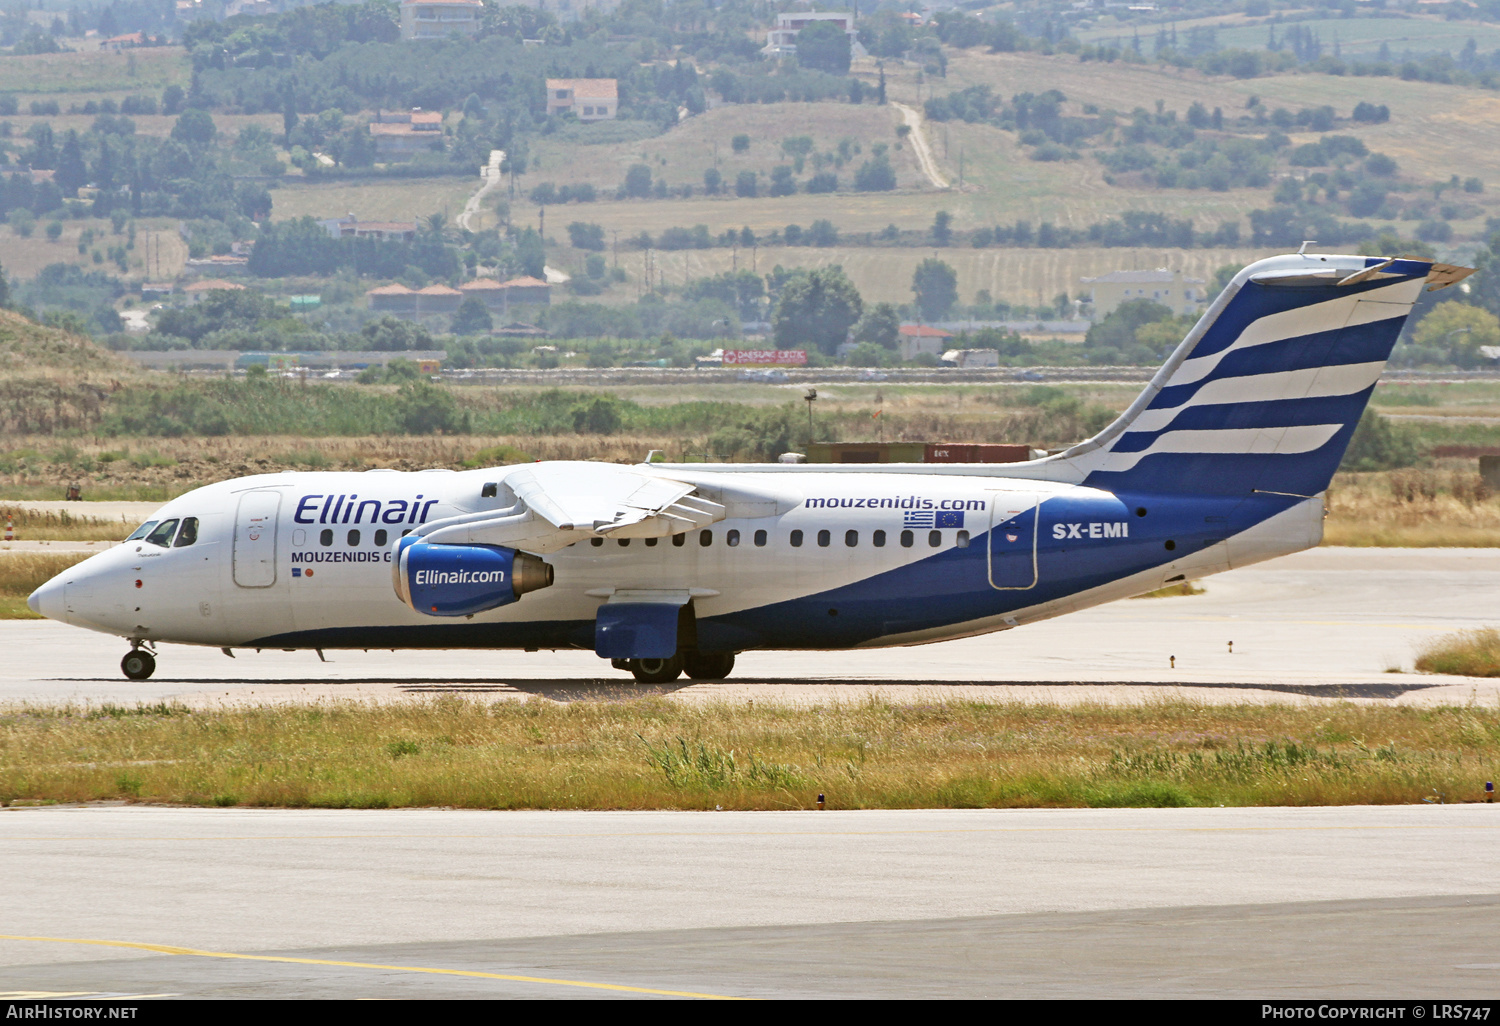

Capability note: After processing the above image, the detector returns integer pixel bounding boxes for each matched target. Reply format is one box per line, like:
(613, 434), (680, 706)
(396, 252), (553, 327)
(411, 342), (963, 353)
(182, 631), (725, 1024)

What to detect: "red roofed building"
(183, 279), (247, 305)
(545, 79), (618, 121)
(369, 109), (445, 161)
(897, 323), (953, 361)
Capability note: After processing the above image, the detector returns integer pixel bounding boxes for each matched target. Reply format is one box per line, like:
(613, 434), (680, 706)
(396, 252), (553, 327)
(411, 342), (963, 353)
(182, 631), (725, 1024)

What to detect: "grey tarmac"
(0, 546), (1496, 707)
(1, 805), (1499, 998)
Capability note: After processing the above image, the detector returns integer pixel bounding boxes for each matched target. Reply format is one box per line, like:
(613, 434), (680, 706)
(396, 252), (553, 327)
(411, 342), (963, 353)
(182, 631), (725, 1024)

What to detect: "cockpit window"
(173, 517), (199, 547)
(126, 520), (158, 541)
(144, 519), (179, 547)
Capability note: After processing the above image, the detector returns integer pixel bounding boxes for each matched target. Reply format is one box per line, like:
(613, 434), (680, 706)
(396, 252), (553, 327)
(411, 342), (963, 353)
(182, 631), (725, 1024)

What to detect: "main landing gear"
(615, 652), (737, 683)
(121, 644), (156, 681)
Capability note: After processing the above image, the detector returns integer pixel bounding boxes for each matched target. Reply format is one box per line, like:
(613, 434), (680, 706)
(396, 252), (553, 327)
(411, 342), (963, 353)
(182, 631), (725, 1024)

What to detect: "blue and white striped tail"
(1065, 253), (1467, 498)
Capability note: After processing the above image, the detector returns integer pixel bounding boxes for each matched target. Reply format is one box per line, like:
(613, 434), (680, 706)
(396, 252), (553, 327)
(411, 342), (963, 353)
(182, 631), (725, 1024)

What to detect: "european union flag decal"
(904, 510), (965, 529)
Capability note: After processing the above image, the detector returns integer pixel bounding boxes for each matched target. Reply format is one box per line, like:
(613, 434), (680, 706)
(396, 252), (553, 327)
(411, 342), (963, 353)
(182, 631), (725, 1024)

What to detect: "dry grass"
(0, 507), (132, 542)
(2, 697), (1497, 810)
(271, 177), (479, 226)
(0, 47), (188, 95)
(1324, 466), (1500, 547)
(1417, 629), (1500, 678)
(565, 243), (1270, 309)
(0, 552), (91, 620)
(0, 221), (186, 282)
(1131, 581), (1205, 599)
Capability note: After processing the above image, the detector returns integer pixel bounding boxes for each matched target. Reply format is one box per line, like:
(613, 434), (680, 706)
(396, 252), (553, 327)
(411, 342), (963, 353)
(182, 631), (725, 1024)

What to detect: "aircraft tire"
(121, 650), (156, 681)
(683, 652), (735, 680)
(631, 655), (683, 683)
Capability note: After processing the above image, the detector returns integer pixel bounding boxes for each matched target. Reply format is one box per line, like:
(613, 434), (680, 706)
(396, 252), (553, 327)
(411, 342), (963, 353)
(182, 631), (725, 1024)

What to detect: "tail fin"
(1062, 253), (1471, 497)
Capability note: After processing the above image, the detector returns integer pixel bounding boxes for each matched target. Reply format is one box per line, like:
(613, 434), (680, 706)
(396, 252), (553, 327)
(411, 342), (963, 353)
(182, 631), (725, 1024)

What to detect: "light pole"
(804, 387), (818, 440)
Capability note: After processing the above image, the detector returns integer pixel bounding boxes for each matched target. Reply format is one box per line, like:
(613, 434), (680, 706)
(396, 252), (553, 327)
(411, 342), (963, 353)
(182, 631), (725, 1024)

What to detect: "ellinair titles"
(26, 252), (1476, 683)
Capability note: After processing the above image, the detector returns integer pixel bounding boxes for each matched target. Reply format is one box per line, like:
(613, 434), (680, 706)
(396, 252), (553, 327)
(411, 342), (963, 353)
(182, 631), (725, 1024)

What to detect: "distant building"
(182, 279), (247, 304)
(99, 32), (153, 51)
(897, 323), (952, 361)
(458, 276), (552, 315)
(369, 109), (445, 161)
(763, 12), (857, 57)
(1080, 268), (1205, 319)
(174, 0), (210, 22)
(400, 0), (482, 40)
(184, 254), (249, 274)
(545, 79), (618, 121)
(317, 214), (419, 242)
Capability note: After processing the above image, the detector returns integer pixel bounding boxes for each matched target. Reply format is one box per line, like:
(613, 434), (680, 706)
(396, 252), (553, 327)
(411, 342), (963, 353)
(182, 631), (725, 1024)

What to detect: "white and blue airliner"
(27, 252), (1471, 682)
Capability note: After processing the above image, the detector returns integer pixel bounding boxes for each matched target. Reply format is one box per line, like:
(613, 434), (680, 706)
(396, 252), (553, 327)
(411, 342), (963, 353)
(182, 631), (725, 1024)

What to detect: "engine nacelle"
(393, 538), (553, 617)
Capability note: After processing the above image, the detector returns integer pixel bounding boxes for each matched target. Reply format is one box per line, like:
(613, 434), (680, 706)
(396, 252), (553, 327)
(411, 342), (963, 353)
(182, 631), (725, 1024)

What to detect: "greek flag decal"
(904, 510), (965, 529)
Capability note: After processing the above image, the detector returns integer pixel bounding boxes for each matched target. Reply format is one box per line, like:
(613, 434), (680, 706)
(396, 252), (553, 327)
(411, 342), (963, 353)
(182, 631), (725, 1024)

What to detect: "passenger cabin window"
(348, 530), (361, 546)
(929, 530), (942, 547)
(173, 517), (199, 548)
(672, 534), (686, 547)
(956, 530), (970, 548)
(375, 530), (388, 546)
(646, 537), (659, 547)
(591, 538), (604, 547)
(320, 529), (334, 546)
(144, 519), (179, 548)
(700, 530), (713, 547)
(873, 530), (886, 548)
(127, 520), (158, 542)
(727, 529), (740, 547)
(817, 529), (831, 547)
(790, 529), (803, 547)
(845, 530), (858, 547)
(754, 529), (767, 547)
(617, 538), (630, 547)
(900, 530), (914, 548)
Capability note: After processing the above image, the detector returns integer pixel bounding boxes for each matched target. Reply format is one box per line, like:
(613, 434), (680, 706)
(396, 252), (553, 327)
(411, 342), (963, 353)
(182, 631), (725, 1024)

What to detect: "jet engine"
(393, 538), (553, 617)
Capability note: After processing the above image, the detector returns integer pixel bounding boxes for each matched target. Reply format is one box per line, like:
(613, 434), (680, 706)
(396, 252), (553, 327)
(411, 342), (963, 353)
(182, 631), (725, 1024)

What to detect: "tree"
(1412, 301), (1500, 367)
(161, 84), (185, 116)
(912, 259), (958, 321)
(172, 109), (217, 147)
(451, 297), (493, 335)
(623, 164), (653, 198)
(731, 134), (750, 153)
(703, 168), (722, 194)
(797, 20), (852, 75)
(516, 227), (546, 279)
(807, 219), (838, 247)
(567, 221), (606, 251)
(55, 131), (87, 197)
(0, 260), (9, 309)
(362, 317), (436, 351)
(932, 210), (953, 247)
(854, 156), (896, 191)
(769, 165), (796, 196)
(852, 303), (900, 348)
(772, 267), (863, 355)
(735, 171), (757, 197)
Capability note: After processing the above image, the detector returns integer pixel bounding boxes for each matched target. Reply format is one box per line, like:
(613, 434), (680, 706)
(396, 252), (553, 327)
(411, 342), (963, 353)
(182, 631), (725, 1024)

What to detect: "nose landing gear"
(121, 645), (156, 681)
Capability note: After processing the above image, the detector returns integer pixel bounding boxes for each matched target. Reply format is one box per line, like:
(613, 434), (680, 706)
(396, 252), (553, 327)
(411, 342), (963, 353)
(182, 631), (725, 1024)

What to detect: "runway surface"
(2, 805), (1498, 998)
(1, 547), (1497, 707)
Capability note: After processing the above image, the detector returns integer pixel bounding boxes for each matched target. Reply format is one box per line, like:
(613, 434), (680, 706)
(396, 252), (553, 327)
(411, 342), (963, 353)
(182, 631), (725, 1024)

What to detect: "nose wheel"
(121, 649), (156, 681)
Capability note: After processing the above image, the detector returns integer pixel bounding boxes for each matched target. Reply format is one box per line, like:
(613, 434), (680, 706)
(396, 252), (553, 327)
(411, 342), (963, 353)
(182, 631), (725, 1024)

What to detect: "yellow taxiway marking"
(0, 935), (743, 1000)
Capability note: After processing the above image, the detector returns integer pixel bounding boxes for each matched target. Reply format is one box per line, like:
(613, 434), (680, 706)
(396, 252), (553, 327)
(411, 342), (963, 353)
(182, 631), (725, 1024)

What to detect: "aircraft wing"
(414, 462), (726, 554)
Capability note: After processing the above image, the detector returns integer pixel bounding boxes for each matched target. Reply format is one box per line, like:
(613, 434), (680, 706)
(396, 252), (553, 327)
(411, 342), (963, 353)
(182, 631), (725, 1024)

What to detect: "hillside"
(0, 309), (134, 376)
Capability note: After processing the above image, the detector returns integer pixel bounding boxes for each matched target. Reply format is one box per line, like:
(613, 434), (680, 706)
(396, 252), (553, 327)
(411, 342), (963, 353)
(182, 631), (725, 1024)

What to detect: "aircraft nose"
(28, 575), (66, 621)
